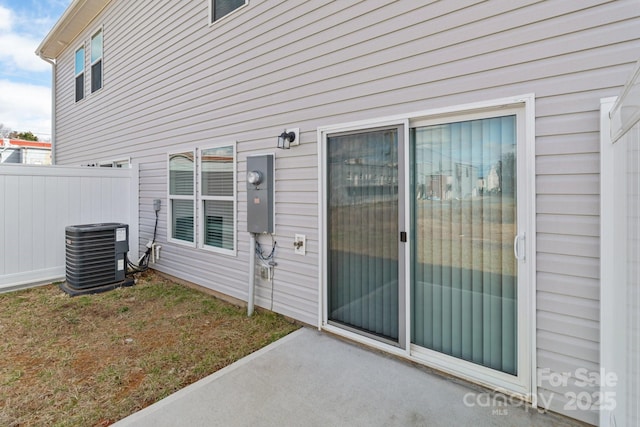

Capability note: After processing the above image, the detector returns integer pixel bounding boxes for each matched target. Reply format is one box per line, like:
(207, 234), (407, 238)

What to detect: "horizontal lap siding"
(52, 0), (640, 422)
(535, 87), (603, 421)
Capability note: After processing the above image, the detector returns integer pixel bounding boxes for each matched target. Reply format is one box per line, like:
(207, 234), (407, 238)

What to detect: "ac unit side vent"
(61, 223), (134, 296)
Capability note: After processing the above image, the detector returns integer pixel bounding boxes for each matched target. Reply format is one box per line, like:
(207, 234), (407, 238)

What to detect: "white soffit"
(36, 0), (111, 60)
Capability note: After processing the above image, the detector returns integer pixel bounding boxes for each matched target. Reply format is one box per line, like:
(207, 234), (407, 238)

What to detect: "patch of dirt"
(0, 270), (299, 426)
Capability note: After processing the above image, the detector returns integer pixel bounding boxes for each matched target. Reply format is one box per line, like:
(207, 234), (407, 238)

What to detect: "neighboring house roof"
(36, 0), (111, 60)
(3, 139), (52, 149)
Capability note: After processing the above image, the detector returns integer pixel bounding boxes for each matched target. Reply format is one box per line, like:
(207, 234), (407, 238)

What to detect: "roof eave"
(36, 0), (111, 60)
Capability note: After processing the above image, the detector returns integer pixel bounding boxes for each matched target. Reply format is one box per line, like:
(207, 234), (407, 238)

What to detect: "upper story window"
(91, 29), (103, 93)
(74, 46), (85, 102)
(210, 0), (247, 24)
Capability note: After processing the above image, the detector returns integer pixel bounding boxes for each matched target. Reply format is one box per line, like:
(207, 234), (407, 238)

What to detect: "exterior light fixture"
(277, 130), (296, 149)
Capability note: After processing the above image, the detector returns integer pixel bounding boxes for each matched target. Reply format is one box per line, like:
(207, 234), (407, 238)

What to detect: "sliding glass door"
(326, 126), (404, 344)
(410, 115), (518, 375)
(322, 104), (529, 389)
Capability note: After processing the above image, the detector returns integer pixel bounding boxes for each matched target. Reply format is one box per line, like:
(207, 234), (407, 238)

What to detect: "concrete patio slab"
(114, 327), (584, 427)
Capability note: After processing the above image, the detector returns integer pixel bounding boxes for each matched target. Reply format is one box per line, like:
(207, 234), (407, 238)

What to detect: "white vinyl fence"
(601, 60), (640, 427)
(0, 164), (138, 291)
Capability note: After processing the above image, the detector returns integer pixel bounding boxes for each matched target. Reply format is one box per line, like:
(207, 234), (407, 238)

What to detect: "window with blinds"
(169, 152), (195, 244)
(200, 145), (235, 253)
(410, 115), (518, 375)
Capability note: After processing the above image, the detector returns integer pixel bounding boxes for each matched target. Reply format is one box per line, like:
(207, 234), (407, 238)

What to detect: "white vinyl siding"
(50, 2), (640, 423)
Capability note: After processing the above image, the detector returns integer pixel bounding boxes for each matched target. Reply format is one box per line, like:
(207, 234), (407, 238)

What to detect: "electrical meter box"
(246, 154), (274, 233)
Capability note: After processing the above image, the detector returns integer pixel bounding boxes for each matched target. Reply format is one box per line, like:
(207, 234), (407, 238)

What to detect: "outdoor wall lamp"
(277, 128), (300, 149)
(277, 130), (295, 149)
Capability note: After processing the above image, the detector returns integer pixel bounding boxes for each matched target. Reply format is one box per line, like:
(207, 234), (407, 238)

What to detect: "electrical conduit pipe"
(248, 232), (256, 316)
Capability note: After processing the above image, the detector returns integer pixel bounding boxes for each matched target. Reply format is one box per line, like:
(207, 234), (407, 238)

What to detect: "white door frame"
(317, 94), (536, 400)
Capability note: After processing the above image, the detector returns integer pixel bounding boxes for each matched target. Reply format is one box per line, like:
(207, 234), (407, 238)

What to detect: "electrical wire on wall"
(126, 207), (159, 275)
(255, 235), (277, 310)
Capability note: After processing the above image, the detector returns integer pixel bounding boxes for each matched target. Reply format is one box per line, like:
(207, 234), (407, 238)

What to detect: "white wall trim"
(523, 93), (538, 407)
(600, 96), (626, 427)
(318, 126), (329, 331)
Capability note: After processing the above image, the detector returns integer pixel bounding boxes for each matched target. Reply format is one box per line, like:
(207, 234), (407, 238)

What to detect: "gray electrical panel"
(246, 154), (274, 233)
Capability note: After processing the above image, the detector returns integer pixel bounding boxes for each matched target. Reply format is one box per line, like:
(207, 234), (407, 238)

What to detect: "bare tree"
(0, 123), (12, 138)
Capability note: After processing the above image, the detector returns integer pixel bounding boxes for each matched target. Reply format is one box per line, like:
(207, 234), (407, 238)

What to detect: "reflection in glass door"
(327, 127), (402, 343)
(410, 116), (518, 375)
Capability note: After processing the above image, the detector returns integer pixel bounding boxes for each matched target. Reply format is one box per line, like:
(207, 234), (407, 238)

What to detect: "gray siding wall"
(52, 0), (640, 423)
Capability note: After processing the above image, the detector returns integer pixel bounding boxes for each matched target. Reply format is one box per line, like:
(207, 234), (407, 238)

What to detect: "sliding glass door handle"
(514, 233), (526, 261)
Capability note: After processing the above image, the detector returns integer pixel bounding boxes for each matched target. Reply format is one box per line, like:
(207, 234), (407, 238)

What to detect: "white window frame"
(198, 142), (237, 256)
(74, 44), (85, 103)
(99, 158), (131, 168)
(168, 150), (197, 247)
(317, 94), (536, 401)
(90, 27), (103, 93)
(114, 159), (130, 168)
(209, 0), (248, 25)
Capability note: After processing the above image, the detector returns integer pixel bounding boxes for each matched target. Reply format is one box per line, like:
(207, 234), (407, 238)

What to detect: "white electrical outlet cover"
(294, 234), (306, 255)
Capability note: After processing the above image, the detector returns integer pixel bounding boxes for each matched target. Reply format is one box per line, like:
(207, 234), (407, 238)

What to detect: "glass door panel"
(327, 128), (400, 342)
(410, 116), (518, 375)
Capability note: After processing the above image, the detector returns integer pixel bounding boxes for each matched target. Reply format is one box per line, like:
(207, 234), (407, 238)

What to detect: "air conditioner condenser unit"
(60, 223), (135, 296)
